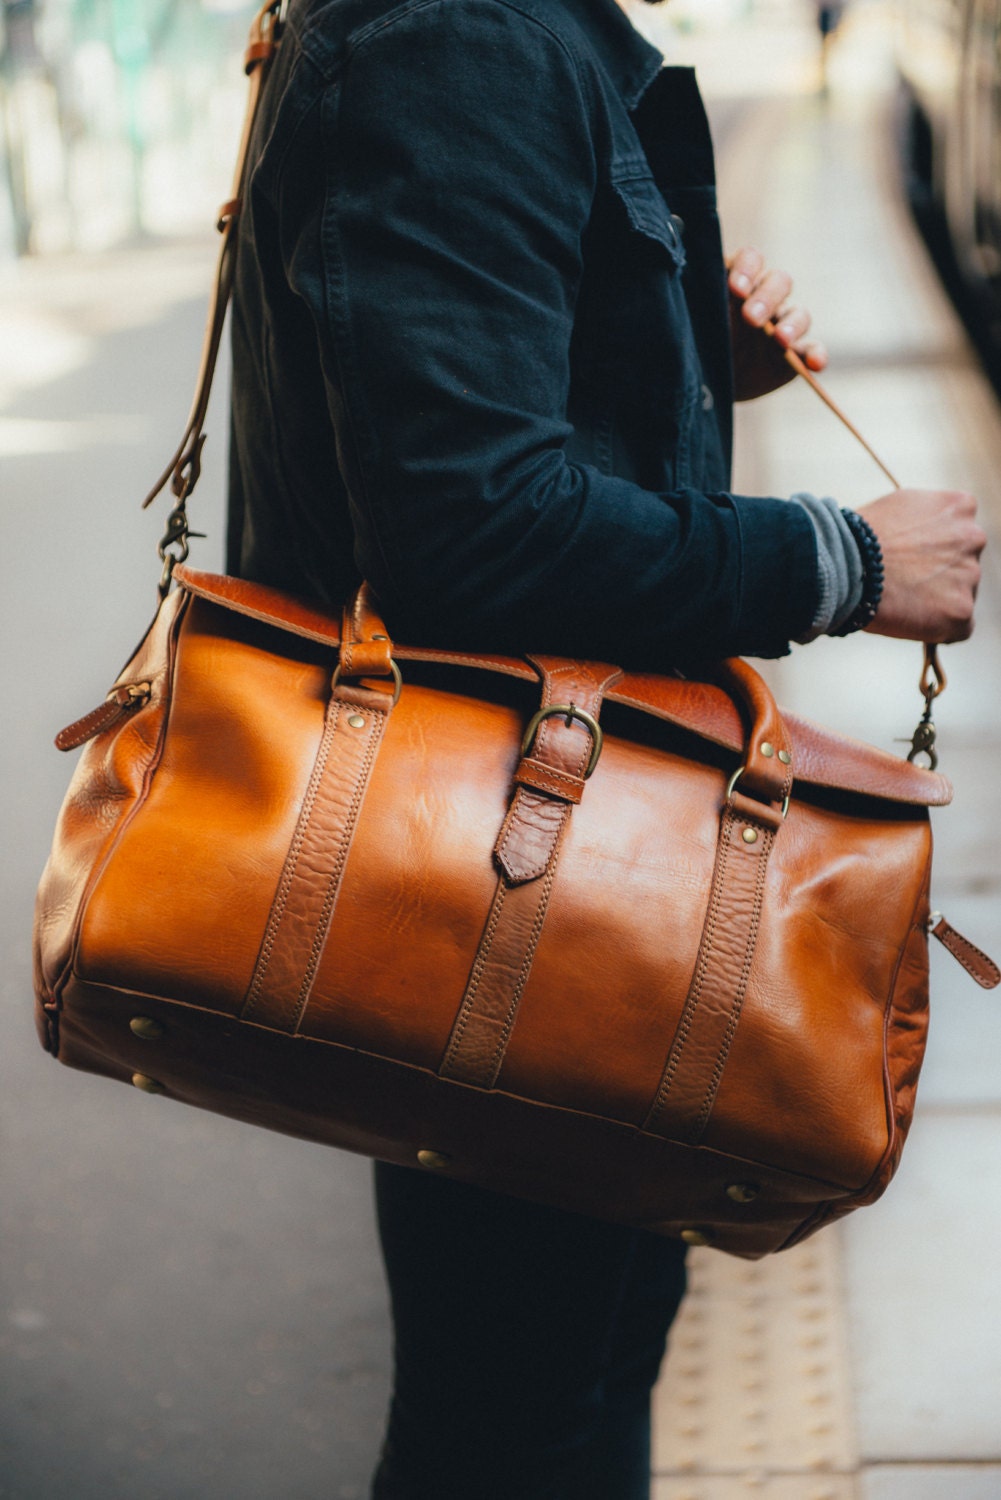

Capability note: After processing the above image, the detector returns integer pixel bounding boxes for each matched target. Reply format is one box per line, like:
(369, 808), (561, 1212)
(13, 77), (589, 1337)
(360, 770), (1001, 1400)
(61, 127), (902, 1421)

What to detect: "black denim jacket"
(228, 0), (818, 665)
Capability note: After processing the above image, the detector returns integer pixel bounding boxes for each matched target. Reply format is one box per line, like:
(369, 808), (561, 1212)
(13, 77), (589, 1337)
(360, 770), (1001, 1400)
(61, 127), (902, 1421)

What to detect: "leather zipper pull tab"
(928, 913), (1001, 990)
(55, 682), (152, 752)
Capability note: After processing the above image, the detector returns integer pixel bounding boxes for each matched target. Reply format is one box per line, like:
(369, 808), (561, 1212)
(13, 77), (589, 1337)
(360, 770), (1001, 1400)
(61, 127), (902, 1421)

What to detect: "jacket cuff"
(730, 493), (820, 657)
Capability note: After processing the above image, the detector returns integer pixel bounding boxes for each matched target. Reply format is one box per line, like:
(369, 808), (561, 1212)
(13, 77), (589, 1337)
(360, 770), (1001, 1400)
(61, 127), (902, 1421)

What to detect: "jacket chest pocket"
(569, 172), (707, 486)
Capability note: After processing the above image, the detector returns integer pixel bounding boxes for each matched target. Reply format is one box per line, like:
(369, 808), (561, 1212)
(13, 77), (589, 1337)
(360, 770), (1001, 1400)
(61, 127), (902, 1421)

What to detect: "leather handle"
(716, 657), (794, 807)
(339, 582), (394, 678)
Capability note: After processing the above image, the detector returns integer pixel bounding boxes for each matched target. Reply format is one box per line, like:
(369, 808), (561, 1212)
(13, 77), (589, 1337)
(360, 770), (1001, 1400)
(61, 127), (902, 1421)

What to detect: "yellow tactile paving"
(654, 1239), (857, 1488)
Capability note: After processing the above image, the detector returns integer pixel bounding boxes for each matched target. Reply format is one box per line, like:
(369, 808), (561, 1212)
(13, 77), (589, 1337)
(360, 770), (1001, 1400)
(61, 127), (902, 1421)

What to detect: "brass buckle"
(331, 658), (403, 707)
(521, 703), (603, 779)
(725, 764), (790, 820)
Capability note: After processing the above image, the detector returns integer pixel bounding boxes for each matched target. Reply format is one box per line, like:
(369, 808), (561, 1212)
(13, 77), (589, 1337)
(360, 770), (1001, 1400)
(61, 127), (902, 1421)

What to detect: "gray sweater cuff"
(791, 493), (864, 642)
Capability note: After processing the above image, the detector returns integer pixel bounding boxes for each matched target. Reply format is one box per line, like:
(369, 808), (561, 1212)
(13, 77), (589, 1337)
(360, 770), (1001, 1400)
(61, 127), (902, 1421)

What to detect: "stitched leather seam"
(517, 760), (585, 793)
(938, 927), (1000, 984)
(644, 809), (734, 1127)
(439, 881), (509, 1070)
(242, 699), (341, 1020)
(487, 858), (560, 1087)
(496, 800), (571, 884)
(691, 824), (773, 1141)
(291, 705), (388, 1031)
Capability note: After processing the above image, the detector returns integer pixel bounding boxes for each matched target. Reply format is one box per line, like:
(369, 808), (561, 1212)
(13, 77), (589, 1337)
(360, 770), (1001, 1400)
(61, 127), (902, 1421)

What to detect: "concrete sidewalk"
(644, 3), (1001, 1495)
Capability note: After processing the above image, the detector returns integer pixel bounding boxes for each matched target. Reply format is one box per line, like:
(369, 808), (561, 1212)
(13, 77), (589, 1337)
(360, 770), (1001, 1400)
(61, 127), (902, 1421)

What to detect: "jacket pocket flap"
(611, 175), (686, 266)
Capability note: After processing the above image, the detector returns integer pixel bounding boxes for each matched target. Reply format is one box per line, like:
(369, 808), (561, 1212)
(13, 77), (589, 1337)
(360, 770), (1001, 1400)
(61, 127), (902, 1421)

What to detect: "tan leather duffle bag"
(34, 560), (988, 1258)
(32, 1), (998, 1258)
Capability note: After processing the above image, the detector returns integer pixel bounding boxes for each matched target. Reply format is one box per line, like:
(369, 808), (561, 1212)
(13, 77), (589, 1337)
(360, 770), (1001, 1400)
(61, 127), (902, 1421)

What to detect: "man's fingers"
(727, 247), (764, 296)
(741, 270), (794, 326)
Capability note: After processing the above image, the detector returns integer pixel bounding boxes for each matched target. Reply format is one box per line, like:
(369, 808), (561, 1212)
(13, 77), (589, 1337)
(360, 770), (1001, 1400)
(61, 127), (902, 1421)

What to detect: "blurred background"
(2, 2), (1000, 1498)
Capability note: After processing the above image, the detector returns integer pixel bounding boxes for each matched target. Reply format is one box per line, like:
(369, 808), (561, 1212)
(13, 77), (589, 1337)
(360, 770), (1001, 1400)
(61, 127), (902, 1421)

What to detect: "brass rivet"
(372, 634), (388, 641)
(417, 1149), (451, 1170)
(778, 749), (792, 765)
(130, 1016), (165, 1041)
(741, 828), (759, 845)
(131, 1073), (165, 1094)
(726, 1182), (760, 1204)
(347, 714), (365, 729)
(680, 1228), (712, 1247)
(760, 742), (774, 758)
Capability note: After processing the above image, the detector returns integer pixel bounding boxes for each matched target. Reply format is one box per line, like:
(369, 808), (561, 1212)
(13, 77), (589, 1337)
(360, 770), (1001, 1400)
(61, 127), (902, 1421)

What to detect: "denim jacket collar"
(292, 0), (664, 112)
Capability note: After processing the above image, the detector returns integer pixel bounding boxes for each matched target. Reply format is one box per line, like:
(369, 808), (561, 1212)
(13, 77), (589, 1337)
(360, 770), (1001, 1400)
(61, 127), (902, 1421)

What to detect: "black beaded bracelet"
(832, 507), (885, 636)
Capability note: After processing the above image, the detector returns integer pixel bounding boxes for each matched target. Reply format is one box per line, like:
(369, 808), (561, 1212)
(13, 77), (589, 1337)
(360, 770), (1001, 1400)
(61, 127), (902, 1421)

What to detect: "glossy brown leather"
(34, 571), (952, 1257)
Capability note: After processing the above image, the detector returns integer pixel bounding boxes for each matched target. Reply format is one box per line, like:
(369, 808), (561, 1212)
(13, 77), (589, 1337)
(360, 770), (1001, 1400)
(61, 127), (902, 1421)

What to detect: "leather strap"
(241, 675), (392, 1032)
(495, 658), (620, 885)
(766, 319), (944, 715)
(438, 658), (620, 1089)
(643, 786), (784, 1144)
(339, 583), (394, 679)
(142, 0), (283, 517)
(930, 915), (1001, 990)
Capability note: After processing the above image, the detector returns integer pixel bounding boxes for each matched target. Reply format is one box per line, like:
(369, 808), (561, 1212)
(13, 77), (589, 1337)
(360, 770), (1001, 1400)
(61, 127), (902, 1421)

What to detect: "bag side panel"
(780, 845), (933, 1247)
(701, 804), (932, 1189)
(71, 596), (334, 1015)
(33, 590), (186, 1051)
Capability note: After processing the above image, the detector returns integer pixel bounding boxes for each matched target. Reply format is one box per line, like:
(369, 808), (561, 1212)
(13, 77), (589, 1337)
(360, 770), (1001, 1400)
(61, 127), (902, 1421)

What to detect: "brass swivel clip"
(156, 497), (205, 599)
(902, 645), (946, 771)
(905, 699), (938, 771)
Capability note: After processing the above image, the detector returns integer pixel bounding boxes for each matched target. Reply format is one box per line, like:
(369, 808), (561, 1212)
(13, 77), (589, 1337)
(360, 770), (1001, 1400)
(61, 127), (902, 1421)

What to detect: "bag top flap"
(174, 567), (952, 809)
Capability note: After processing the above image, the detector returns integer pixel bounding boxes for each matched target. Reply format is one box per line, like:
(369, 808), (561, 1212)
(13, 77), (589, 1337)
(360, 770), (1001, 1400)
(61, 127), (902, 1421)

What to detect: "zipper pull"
(928, 912), (1001, 990)
(55, 681), (152, 752)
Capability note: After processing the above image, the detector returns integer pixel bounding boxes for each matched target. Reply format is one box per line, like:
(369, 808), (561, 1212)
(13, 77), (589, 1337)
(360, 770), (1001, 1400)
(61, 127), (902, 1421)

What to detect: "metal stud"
(778, 749), (792, 765)
(680, 1228), (712, 1247)
(760, 742), (775, 758)
(130, 1016), (165, 1041)
(347, 714), (365, 729)
(131, 1073), (165, 1094)
(741, 828), (759, 845)
(726, 1182), (761, 1204)
(417, 1149), (451, 1170)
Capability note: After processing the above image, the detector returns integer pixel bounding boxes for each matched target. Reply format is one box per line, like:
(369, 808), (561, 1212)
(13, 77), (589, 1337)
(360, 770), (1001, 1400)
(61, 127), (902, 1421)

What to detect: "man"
(228, 0), (984, 1492)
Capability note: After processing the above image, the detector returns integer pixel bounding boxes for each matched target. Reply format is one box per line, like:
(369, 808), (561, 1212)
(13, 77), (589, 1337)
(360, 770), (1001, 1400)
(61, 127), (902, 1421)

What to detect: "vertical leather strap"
(437, 857), (565, 1089)
(241, 679), (392, 1033)
(643, 789), (783, 1143)
(438, 659), (620, 1089)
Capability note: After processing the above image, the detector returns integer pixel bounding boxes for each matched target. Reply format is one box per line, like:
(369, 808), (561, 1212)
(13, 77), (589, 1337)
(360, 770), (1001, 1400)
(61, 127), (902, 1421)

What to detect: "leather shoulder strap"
(142, 0), (284, 592)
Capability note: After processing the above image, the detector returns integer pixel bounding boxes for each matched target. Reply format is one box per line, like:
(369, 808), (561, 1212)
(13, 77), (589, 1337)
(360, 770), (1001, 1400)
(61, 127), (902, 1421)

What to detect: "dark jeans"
(370, 1162), (688, 1500)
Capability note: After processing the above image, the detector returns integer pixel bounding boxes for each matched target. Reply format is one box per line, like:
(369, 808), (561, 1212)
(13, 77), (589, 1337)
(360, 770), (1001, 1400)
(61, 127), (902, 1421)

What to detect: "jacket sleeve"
(291, 0), (818, 664)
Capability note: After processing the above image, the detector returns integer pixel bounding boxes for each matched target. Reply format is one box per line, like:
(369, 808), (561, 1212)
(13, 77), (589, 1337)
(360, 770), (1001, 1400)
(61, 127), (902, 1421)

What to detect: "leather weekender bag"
(35, 561), (968, 1259)
(31, 0), (998, 1259)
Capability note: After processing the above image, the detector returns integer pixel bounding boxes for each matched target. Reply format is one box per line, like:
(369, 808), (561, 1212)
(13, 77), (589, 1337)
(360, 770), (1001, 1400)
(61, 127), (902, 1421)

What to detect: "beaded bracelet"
(832, 508), (885, 636)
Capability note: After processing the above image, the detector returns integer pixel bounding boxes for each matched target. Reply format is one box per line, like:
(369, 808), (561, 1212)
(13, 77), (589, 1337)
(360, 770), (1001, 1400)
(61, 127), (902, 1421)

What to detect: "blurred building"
(0, 0), (251, 257)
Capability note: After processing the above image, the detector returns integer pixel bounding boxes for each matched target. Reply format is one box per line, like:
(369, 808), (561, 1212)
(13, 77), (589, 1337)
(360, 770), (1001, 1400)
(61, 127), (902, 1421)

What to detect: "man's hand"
(862, 489), (986, 642)
(727, 246), (827, 402)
